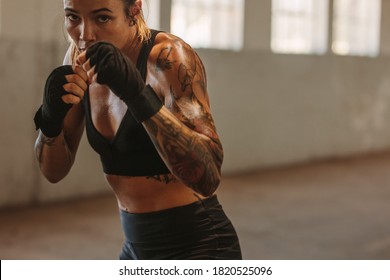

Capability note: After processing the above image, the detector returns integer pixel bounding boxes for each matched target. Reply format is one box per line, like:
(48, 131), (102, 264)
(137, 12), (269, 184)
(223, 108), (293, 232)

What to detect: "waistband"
(120, 195), (222, 242)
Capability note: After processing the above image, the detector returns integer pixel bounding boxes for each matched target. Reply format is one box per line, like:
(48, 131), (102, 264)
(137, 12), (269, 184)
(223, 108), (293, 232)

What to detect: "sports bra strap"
(136, 29), (161, 81)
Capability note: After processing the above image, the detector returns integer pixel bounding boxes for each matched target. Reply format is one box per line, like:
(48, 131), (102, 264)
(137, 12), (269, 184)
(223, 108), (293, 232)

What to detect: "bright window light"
(332, 0), (381, 57)
(171, 0), (244, 50)
(143, 0), (160, 30)
(271, 0), (329, 55)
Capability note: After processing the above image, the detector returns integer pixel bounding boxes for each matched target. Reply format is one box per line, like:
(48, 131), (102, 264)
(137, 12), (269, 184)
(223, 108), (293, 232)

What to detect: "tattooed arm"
(143, 34), (223, 196)
(34, 103), (85, 183)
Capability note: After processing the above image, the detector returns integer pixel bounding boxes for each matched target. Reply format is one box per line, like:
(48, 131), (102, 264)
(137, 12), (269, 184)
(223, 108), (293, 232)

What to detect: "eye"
(66, 14), (80, 23)
(97, 15), (111, 23)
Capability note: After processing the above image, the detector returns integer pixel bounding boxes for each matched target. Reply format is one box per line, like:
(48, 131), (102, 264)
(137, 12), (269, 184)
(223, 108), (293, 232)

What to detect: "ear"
(131, 0), (142, 17)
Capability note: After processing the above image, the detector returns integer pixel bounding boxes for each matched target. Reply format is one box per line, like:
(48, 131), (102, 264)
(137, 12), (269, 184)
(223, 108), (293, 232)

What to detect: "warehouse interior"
(1, 0), (390, 259)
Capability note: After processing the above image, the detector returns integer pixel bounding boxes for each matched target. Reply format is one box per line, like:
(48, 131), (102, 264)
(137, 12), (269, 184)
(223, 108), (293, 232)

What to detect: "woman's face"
(63, 0), (133, 51)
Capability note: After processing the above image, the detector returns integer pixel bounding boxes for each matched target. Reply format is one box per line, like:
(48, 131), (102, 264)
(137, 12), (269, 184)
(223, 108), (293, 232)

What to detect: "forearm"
(143, 106), (223, 196)
(34, 131), (74, 183)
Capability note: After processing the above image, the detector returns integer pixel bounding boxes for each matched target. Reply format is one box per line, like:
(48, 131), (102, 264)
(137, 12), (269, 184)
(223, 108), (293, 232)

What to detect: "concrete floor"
(1, 152), (390, 260)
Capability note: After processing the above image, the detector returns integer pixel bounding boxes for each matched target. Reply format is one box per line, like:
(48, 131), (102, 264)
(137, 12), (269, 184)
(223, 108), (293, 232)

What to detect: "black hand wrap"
(86, 41), (162, 122)
(33, 65), (73, 137)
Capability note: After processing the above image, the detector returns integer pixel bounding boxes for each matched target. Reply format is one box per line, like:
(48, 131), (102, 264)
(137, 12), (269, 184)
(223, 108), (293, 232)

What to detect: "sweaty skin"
(83, 33), (223, 212)
(143, 35), (223, 196)
(35, 0), (223, 213)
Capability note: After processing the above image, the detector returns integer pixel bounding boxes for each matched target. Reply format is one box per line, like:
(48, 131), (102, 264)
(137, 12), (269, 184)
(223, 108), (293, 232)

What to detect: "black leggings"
(119, 195), (242, 260)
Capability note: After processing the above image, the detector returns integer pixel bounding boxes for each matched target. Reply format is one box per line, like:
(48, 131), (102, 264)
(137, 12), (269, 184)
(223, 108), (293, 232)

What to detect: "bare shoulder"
(146, 32), (220, 141)
(150, 32), (193, 61)
(148, 32), (209, 105)
(151, 32), (205, 71)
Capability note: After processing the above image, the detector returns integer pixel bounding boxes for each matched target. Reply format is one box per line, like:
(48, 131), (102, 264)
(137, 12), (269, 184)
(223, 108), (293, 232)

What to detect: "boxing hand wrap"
(86, 41), (162, 122)
(126, 85), (163, 122)
(34, 66), (73, 137)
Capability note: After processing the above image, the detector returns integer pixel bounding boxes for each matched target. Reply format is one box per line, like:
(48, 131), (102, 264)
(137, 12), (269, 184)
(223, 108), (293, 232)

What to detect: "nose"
(79, 21), (95, 47)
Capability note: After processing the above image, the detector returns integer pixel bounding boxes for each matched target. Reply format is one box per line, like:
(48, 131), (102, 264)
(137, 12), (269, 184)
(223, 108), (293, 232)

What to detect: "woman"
(34, 0), (242, 260)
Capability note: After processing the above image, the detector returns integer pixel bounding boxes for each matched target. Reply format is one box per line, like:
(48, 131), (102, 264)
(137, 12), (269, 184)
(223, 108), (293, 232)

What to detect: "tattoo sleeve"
(144, 42), (223, 196)
(143, 107), (223, 196)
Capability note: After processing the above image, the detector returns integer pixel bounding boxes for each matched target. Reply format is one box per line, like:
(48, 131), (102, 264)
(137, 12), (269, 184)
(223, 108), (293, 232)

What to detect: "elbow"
(43, 174), (64, 184)
(176, 141), (224, 196)
(201, 175), (221, 197)
(45, 176), (63, 184)
(195, 166), (222, 197)
(38, 159), (72, 184)
(199, 152), (223, 196)
(41, 168), (68, 184)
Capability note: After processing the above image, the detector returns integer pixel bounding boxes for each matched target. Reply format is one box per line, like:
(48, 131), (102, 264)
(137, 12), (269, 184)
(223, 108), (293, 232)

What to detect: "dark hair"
(123, 0), (136, 18)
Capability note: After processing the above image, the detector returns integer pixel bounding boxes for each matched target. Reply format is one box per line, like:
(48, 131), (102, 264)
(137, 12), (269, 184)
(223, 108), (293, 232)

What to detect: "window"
(143, 0), (160, 30)
(271, 0), (329, 55)
(170, 0), (244, 50)
(332, 0), (381, 57)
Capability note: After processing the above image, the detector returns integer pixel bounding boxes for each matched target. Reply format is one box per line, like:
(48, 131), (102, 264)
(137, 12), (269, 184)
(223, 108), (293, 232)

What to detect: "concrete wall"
(0, 0), (109, 207)
(1, 0), (390, 207)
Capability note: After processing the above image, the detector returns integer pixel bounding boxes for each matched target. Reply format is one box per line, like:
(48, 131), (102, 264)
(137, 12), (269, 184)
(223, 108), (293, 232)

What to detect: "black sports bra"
(83, 30), (170, 176)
